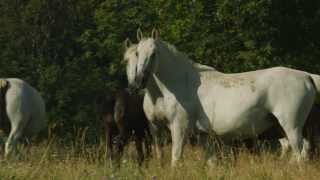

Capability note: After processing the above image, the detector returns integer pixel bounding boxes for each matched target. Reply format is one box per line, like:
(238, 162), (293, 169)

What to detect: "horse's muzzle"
(129, 74), (148, 92)
(128, 84), (140, 94)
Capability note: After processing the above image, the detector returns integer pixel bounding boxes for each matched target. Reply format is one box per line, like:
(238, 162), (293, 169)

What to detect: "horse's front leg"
(169, 119), (187, 167)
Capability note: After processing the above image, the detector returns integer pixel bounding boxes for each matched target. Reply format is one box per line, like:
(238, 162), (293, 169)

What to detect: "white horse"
(0, 78), (47, 158)
(124, 37), (217, 161)
(125, 29), (320, 167)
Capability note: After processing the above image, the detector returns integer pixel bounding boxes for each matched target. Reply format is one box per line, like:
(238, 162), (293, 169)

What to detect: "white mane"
(159, 40), (192, 62)
(158, 40), (216, 71)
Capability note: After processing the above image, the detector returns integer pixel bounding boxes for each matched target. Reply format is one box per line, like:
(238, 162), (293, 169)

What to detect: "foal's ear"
(151, 28), (160, 40)
(124, 38), (132, 50)
(137, 28), (144, 41)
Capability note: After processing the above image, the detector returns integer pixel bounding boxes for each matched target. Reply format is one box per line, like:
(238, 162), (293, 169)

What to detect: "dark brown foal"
(102, 89), (152, 167)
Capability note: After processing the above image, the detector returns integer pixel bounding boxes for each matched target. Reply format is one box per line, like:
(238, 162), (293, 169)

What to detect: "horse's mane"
(159, 40), (190, 60)
(159, 40), (216, 71)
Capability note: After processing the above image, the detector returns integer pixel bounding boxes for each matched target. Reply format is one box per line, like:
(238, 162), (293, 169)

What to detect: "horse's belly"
(211, 110), (273, 140)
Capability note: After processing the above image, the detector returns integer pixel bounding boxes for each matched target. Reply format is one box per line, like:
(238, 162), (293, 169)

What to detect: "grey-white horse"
(0, 78), (47, 158)
(125, 29), (320, 167)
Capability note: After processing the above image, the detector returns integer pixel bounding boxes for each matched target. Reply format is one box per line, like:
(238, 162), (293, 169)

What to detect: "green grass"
(1, 138), (320, 180)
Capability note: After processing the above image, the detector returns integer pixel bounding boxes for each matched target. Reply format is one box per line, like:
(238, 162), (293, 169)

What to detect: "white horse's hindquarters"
(5, 79), (46, 135)
(5, 79), (27, 127)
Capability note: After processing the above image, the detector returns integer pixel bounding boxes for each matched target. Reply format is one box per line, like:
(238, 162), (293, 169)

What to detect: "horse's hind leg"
(278, 124), (304, 161)
(5, 117), (27, 159)
(279, 138), (291, 158)
(273, 103), (313, 162)
(301, 138), (311, 159)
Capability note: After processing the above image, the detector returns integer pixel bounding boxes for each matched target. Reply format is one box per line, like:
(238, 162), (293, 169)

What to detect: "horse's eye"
(135, 52), (138, 57)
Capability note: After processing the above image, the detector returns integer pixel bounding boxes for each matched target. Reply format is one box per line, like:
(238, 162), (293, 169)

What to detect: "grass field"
(1, 136), (320, 180)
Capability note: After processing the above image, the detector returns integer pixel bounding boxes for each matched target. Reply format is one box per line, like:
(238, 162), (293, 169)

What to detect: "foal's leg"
(105, 126), (113, 161)
(0, 134), (5, 158)
(134, 135), (144, 165)
(149, 123), (164, 161)
(114, 134), (128, 167)
(144, 129), (152, 160)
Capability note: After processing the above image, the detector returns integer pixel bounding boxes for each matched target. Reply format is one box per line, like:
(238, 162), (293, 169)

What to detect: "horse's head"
(123, 38), (138, 90)
(125, 28), (160, 91)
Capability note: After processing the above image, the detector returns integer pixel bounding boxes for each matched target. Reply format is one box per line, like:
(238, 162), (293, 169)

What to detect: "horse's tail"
(310, 74), (320, 104)
(0, 79), (9, 134)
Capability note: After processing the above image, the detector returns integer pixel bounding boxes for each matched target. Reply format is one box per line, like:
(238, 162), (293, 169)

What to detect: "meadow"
(1, 135), (320, 180)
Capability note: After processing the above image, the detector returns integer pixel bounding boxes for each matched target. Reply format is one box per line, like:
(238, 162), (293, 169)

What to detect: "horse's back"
(197, 66), (316, 138)
(200, 66), (315, 108)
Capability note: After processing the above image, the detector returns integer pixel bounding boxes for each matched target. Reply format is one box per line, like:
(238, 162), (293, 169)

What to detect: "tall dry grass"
(1, 132), (320, 180)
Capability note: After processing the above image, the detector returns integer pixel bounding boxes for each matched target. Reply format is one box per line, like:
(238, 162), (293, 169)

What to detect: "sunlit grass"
(1, 136), (320, 180)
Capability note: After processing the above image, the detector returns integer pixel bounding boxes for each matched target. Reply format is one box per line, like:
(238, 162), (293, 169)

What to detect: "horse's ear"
(137, 28), (144, 41)
(151, 28), (160, 40)
(124, 38), (132, 50)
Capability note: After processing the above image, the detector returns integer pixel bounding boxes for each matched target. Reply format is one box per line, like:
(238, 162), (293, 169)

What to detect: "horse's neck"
(156, 42), (197, 83)
(146, 42), (199, 101)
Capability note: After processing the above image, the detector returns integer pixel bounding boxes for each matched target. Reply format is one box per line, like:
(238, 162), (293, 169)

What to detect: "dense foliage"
(0, 0), (319, 140)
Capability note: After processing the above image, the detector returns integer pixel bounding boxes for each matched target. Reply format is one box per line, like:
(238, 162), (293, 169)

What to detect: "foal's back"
(114, 89), (148, 131)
